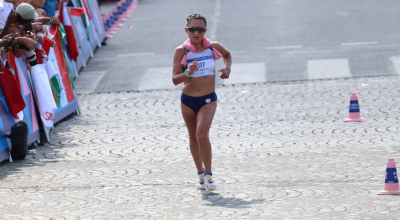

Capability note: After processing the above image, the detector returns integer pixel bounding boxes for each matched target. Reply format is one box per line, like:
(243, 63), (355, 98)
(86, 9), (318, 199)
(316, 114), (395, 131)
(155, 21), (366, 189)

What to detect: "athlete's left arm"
(212, 41), (232, 79)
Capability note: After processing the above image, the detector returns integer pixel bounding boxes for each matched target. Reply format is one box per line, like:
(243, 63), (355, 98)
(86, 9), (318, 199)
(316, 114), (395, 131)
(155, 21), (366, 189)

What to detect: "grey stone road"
(1, 76), (400, 219)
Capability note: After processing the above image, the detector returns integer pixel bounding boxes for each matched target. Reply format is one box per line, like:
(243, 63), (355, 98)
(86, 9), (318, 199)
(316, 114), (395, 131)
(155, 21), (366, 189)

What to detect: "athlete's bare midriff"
(182, 75), (215, 97)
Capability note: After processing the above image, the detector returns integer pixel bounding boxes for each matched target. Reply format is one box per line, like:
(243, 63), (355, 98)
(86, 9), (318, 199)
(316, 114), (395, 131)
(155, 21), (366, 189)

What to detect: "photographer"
(6, 4), (37, 57)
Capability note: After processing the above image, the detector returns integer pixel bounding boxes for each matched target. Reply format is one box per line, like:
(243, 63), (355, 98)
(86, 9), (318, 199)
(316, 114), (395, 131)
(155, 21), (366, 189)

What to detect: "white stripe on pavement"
(216, 62), (267, 85)
(117, 53), (155, 57)
(209, 0), (221, 40)
(74, 71), (106, 94)
(340, 42), (379, 46)
(307, 59), (351, 79)
(390, 56), (400, 75)
(138, 67), (182, 90)
(265, 45), (303, 50)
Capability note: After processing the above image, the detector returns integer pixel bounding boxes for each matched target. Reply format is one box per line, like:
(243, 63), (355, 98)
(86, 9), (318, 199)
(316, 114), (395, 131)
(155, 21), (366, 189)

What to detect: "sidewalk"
(1, 75), (400, 219)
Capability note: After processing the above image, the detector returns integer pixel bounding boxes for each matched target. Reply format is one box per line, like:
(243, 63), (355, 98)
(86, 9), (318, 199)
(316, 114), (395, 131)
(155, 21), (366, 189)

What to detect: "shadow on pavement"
(200, 190), (265, 209)
(0, 113), (80, 180)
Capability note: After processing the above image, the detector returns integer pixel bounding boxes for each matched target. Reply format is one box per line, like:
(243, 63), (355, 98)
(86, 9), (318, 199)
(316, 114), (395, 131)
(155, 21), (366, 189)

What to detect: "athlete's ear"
(185, 27), (189, 34)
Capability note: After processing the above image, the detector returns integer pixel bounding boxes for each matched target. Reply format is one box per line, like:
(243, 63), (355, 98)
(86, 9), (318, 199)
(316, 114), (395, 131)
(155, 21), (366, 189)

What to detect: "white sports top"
(185, 48), (216, 78)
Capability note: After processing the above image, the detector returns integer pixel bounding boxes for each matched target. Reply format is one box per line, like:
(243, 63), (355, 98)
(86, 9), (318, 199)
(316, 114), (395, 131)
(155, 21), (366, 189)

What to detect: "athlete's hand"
(188, 61), (198, 75)
(219, 67), (231, 79)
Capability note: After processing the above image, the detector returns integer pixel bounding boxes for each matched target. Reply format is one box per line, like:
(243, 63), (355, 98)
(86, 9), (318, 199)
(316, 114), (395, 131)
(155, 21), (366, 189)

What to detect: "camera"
(17, 25), (38, 66)
(18, 45), (38, 66)
(24, 50), (38, 66)
(25, 24), (32, 35)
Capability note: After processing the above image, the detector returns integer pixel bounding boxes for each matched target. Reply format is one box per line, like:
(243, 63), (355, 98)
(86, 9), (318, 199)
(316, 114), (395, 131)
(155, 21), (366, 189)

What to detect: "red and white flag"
(58, 3), (79, 61)
(49, 25), (75, 104)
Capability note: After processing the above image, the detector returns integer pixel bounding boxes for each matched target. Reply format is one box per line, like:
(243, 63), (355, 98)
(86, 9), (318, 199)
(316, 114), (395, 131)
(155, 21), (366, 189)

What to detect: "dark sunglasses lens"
(197, 28), (205, 33)
(188, 27), (205, 33)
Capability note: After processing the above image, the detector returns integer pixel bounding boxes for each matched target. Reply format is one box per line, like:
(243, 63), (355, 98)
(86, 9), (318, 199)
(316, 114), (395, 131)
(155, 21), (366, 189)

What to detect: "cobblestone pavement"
(2, 76), (400, 219)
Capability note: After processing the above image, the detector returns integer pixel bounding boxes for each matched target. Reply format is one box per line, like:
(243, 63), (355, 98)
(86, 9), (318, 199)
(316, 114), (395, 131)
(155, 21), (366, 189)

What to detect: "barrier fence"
(0, 0), (137, 163)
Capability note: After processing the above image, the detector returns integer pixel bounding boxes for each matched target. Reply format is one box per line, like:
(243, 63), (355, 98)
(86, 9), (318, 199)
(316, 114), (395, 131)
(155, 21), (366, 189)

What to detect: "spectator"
(41, 0), (61, 25)
(6, 3), (37, 58)
(0, 0), (14, 34)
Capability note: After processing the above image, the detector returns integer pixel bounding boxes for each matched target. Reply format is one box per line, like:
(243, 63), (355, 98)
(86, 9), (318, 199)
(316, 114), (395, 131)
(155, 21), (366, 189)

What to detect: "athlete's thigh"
(196, 102), (217, 135)
(181, 103), (197, 139)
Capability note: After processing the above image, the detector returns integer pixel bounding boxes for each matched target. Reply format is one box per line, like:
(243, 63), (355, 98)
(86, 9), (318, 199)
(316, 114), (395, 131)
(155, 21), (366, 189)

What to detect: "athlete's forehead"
(187, 19), (206, 28)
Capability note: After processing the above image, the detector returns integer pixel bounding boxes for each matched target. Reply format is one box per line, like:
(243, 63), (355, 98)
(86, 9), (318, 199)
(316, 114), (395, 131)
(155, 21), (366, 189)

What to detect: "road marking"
(340, 42), (379, 46)
(138, 67), (182, 91)
(265, 45), (303, 50)
(216, 62), (266, 85)
(307, 59), (351, 79)
(74, 71), (106, 93)
(209, 0), (221, 40)
(117, 53), (155, 57)
(390, 56), (400, 75)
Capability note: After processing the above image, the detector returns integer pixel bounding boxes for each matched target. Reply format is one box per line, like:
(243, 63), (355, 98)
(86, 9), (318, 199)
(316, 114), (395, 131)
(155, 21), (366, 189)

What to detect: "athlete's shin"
(196, 135), (212, 173)
(189, 138), (204, 172)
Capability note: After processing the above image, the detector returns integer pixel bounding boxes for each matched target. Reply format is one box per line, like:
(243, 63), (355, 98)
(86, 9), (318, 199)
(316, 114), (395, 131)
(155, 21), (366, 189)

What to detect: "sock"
(198, 171), (204, 175)
(206, 172), (212, 176)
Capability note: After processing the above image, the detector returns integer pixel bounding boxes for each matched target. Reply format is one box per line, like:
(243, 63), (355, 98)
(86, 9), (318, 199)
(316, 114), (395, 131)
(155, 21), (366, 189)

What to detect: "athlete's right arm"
(172, 46), (189, 85)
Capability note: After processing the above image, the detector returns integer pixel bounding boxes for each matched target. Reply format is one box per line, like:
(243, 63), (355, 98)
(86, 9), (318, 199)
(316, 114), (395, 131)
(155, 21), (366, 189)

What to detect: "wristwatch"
(183, 69), (191, 78)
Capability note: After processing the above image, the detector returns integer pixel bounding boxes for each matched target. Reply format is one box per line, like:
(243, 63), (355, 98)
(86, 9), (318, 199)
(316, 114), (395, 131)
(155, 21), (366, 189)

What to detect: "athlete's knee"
(196, 132), (209, 145)
(189, 136), (198, 144)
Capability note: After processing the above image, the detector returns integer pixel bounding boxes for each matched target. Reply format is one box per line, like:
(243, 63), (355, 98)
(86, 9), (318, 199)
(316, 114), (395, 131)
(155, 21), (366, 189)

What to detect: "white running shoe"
(196, 172), (206, 190)
(205, 174), (217, 191)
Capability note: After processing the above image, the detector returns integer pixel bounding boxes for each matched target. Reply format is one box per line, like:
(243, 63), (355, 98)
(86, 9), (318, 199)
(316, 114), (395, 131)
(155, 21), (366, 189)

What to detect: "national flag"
(58, 3), (79, 61)
(77, 0), (92, 22)
(58, 25), (76, 90)
(0, 52), (26, 119)
(41, 36), (53, 56)
(69, 8), (85, 17)
(49, 25), (75, 103)
(70, 8), (88, 27)
(72, 0), (92, 28)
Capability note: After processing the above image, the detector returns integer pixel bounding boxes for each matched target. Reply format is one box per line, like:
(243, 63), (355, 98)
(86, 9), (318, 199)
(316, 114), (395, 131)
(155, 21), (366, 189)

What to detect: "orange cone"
(378, 158), (400, 195)
(344, 92), (366, 122)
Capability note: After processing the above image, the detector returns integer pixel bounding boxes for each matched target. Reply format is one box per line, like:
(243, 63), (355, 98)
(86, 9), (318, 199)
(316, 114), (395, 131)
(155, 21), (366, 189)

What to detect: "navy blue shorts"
(181, 92), (217, 112)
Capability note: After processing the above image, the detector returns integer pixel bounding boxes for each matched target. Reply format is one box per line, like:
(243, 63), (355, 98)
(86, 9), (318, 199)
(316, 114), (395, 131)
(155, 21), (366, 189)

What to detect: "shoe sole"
(197, 185), (206, 190)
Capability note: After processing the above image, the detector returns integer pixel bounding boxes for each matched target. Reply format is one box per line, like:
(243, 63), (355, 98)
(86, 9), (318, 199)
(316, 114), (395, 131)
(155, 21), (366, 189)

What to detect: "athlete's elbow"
(172, 78), (180, 86)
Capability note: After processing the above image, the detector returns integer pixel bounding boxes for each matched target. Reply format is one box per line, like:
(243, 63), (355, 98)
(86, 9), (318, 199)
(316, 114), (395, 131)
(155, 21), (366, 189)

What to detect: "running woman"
(172, 14), (232, 191)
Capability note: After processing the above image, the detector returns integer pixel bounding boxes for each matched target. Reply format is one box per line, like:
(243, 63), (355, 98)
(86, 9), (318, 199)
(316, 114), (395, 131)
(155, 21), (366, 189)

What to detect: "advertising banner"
(86, 0), (106, 44)
(68, 7), (92, 65)
(15, 57), (40, 144)
(0, 93), (12, 163)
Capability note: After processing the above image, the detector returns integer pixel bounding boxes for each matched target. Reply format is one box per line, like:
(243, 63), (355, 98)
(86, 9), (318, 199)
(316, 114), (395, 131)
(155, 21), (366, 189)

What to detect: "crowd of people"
(0, 0), (83, 160)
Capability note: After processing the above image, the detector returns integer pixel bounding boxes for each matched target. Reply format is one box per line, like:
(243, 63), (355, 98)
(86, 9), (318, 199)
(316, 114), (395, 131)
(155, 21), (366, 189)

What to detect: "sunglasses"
(187, 27), (206, 33)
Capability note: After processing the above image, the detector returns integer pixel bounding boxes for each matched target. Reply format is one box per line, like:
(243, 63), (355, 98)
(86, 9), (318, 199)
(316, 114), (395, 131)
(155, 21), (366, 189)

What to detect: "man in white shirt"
(0, 0), (14, 30)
